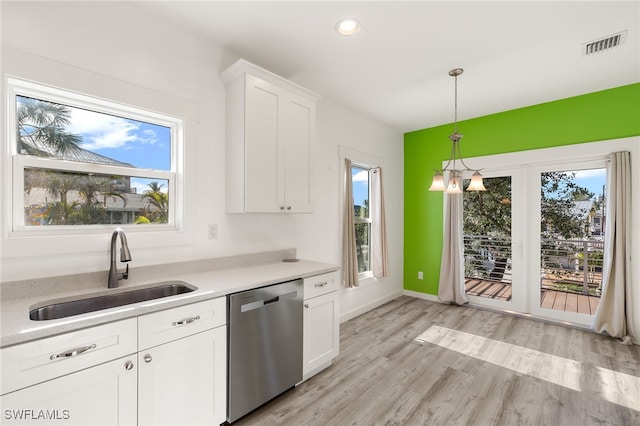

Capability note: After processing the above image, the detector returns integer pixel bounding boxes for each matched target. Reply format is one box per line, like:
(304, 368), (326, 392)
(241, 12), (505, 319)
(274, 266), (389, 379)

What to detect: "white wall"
(0, 2), (403, 319)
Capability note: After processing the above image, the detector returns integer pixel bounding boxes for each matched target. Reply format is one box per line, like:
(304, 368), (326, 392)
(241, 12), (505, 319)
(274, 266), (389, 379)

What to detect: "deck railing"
(540, 238), (604, 296)
(463, 235), (604, 297)
(463, 235), (513, 284)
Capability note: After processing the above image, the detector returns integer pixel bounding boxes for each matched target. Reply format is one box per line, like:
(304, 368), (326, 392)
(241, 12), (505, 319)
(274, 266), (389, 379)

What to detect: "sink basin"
(29, 281), (197, 321)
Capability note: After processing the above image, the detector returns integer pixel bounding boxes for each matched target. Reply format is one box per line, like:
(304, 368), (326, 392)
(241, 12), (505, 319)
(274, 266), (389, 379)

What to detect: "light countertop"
(1, 259), (339, 348)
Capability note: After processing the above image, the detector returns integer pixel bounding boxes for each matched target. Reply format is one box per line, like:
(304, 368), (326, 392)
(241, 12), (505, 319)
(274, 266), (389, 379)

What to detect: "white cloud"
(130, 178), (168, 194)
(574, 168), (606, 179)
(352, 170), (369, 182)
(67, 108), (157, 150)
(130, 181), (151, 195)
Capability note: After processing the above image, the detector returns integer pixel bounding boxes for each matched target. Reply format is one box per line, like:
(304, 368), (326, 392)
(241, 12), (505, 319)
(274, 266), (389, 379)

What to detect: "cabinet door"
(138, 327), (227, 426)
(0, 356), (137, 426)
(303, 291), (340, 378)
(244, 75), (284, 212)
(282, 95), (314, 213)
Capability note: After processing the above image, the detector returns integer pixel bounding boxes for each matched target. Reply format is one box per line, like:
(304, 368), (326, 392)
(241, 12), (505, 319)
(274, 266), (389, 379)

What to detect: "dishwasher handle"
(239, 291), (297, 313)
(263, 296), (279, 305)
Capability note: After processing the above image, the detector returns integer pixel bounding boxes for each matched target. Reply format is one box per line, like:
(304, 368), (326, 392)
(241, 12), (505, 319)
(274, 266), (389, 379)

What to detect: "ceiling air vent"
(583, 31), (627, 55)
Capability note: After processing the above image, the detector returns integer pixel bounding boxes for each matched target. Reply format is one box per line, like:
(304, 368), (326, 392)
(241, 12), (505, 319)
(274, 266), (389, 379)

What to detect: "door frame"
(454, 137), (639, 328)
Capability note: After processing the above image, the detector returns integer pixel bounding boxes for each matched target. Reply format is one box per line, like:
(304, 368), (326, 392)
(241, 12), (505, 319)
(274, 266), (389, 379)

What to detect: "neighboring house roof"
(105, 193), (155, 211)
(571, 200), (595, 219)
(22, 139), (133, 168)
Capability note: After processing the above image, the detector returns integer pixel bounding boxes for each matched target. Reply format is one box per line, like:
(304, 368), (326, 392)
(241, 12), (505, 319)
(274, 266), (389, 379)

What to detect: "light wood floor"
(233, 296), (640, 426)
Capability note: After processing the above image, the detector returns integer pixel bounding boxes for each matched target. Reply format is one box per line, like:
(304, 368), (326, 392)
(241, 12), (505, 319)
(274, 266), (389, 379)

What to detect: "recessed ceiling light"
(336, 18), (360, 36)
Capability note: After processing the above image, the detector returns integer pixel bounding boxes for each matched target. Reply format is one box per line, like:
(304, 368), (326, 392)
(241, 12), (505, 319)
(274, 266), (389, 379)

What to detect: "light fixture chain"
(453, 74), (458, 134)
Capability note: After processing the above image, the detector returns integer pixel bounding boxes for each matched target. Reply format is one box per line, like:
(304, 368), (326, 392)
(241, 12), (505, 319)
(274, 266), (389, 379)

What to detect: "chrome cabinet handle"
(124, 360), (134, 371)
(171, 315), (200, 327)
(144, 354), (152, 363)
(314, 281), (328, 288)
(280, 206), (285, 210)
(304, 303), (309, 308)
(287, 206), (292, 210)
(50, 344), (96, 360)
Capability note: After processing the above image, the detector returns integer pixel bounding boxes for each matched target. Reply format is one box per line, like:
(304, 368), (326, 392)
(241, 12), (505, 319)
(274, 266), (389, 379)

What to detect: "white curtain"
(438, 192), (468, 305)
(370, 167), (389, 278)
(342, 158), (359, 288)
(592, 151), (635, 344)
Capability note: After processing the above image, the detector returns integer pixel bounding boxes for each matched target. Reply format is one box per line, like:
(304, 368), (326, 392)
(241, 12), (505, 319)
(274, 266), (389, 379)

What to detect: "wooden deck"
(465, 278), (512, 301)
(464, 278), (601, 315)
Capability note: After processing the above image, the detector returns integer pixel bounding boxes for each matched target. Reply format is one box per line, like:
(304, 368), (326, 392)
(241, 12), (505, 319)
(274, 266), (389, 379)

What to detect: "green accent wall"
(404, 83), (640, 295)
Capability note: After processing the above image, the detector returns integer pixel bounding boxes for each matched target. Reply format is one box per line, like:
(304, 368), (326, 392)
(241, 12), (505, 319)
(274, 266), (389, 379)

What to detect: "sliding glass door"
(528, 161), (607, 326)
(460, 149), (610, 327)
(463, 170), (525, 312)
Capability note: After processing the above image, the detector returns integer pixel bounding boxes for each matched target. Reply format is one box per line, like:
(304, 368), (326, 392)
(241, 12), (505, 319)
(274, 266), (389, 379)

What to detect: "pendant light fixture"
(429, 68), (486, 193)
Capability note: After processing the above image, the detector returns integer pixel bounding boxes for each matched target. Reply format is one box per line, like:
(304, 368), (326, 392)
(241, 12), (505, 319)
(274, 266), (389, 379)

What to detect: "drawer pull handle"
(124, 361), (134, 371)
(304, 304), (309, 308)
(144, 354), (152, 363)
(50, 344), (96, 360)
(172, 315), (200, 327)
(314, 282), (328, 288)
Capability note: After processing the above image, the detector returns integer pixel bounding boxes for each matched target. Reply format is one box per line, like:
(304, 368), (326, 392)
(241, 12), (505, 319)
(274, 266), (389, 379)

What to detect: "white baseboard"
(403, 289), (441, 303)
(339, 290), (403, 323)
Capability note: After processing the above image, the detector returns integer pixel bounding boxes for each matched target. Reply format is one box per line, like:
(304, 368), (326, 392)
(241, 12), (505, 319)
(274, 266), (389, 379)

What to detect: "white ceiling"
(138, 1), (639, 133)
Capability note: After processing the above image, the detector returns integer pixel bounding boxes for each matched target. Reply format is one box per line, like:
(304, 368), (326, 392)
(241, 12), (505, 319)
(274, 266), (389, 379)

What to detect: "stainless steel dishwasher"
(227, 279), (303, 423)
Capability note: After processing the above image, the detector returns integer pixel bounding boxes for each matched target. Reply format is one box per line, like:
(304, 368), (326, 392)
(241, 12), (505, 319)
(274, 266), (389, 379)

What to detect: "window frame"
(352, 163), (373, 277)
(339, 146), (384, 284)
(6, 77), (184, 236)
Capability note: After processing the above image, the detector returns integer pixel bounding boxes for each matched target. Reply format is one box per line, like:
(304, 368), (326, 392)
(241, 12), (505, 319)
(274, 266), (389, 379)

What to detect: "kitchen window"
(7, 77), (183, 234)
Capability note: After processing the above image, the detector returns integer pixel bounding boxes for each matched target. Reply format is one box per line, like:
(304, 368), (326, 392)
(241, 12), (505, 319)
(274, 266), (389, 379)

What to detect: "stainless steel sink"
(29, 281), (197, 321)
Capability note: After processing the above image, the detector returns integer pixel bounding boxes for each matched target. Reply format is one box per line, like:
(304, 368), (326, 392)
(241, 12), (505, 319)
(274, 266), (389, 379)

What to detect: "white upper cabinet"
(222, 59), (320, 213)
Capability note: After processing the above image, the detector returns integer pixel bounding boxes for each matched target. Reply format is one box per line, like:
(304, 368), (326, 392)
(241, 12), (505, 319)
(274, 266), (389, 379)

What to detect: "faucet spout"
(108, 228), (132, 288)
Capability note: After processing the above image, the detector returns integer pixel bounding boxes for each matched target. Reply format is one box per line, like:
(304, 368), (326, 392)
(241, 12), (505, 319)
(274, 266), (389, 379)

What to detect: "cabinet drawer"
(303, 271), (339, 299)
(138, 297), (226, 350)
(0, 318), (137, 395)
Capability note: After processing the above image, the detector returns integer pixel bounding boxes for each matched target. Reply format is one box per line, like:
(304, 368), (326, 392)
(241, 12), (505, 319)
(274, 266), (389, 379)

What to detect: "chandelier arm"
(441, 139), (457, 172)
(455, 140), (474, 172)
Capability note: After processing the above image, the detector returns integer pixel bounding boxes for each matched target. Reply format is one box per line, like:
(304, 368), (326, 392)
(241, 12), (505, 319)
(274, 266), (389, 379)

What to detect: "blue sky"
(573, 168), (606, 198)
(66, 106), (171, 171)
(352, 168), (369, 207)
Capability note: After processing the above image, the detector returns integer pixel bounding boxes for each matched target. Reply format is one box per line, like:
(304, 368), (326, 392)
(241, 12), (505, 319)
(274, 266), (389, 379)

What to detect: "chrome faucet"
(108, 228), (132, 288)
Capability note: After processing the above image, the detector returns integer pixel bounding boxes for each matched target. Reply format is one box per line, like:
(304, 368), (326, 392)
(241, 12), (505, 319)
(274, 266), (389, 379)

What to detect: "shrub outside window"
(8, 78), (182, 233)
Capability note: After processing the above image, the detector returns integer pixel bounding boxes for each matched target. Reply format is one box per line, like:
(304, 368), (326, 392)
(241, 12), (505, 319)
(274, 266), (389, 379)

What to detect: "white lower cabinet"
(138, 327), (226, 426)
(1, 356), (137, 425)
(302, 272), (340, 379)
(137, 298), (227, 426)
(0, 318), (138, 425)
(1, 297), (227, 426)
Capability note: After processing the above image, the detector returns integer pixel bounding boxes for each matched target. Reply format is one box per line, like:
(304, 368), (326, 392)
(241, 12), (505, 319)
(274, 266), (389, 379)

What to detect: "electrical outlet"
(208, 224), (218, 240)
(418, 271), (423, 280)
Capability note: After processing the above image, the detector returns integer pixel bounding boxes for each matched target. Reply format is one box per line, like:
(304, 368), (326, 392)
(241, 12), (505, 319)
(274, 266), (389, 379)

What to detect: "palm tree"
(17, 96), (82, 157)
(45, 200), (80, 225)
(141, 181), (169, 223)
(76, 175), (127, 224)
